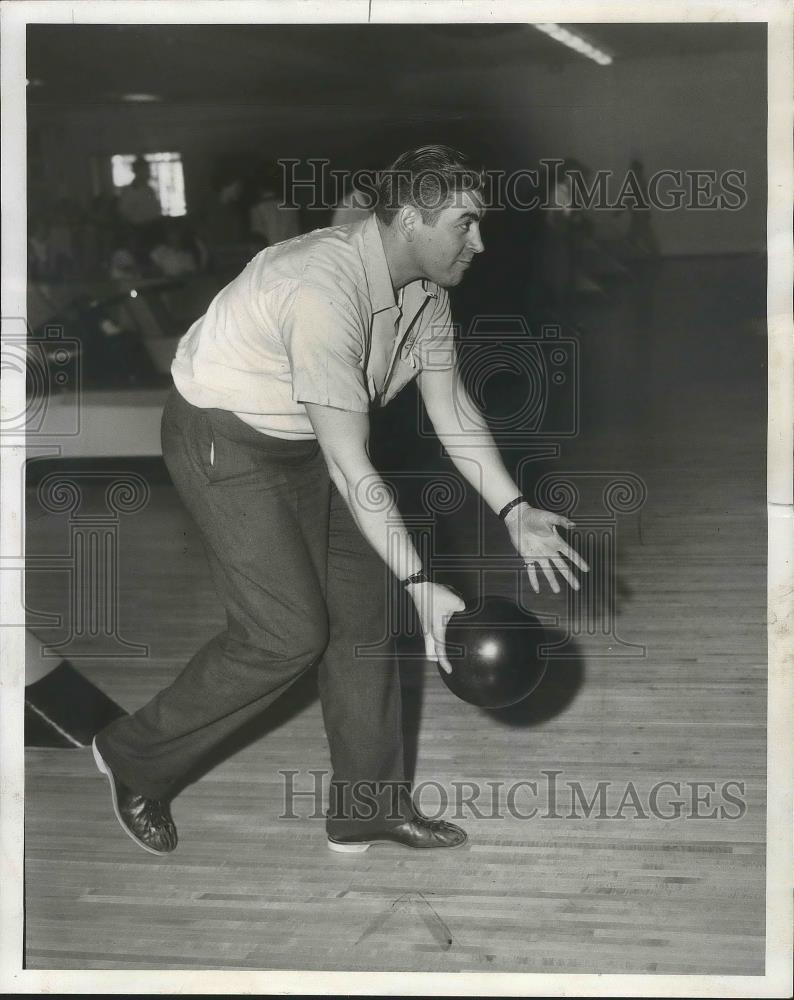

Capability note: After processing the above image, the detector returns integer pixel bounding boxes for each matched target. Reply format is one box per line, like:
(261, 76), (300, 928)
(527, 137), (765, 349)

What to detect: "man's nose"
(468, 225), (485, 254)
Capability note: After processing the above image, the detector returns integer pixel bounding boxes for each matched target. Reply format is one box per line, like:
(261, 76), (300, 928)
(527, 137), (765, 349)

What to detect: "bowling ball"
(439, 596), (547, 709)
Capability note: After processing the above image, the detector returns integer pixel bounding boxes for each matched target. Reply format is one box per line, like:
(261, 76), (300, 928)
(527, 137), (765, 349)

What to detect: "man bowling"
(93, 145), (588, 855)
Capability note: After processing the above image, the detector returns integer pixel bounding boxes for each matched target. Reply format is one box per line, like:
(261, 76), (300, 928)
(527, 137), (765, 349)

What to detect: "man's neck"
(376, 216), (421, 291)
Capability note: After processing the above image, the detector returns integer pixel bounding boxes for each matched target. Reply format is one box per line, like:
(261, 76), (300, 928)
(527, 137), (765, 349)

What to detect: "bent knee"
(241, 614), (329, 667)
(292, 625), (329, 665)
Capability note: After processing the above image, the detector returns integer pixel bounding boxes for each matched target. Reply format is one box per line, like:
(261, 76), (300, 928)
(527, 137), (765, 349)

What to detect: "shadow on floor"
(481, 631), (585, 726)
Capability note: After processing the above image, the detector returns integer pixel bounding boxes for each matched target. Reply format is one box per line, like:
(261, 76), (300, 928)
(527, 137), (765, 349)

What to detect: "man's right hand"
(405, 581), (466, 674)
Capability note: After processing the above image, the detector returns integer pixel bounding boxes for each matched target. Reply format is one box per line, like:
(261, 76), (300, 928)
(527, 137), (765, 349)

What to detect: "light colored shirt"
(171, 215), (456, 439)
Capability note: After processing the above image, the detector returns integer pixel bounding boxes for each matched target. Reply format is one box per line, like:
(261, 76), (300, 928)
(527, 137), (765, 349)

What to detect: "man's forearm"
(331, 466), (424, 581)
(431, 405), (522, 516)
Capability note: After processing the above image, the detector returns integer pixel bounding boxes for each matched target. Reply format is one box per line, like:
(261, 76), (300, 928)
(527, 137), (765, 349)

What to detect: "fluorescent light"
(534, 23), (613, 65)
(120, 93), (162, 103)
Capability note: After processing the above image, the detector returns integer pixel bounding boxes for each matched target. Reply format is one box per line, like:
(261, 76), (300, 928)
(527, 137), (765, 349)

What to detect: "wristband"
(402, 570), (430, 588)
(498, 495), (530, 521)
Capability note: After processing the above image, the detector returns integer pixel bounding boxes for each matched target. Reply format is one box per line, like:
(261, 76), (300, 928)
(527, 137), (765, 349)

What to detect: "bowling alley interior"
(19, 18), (776, 979)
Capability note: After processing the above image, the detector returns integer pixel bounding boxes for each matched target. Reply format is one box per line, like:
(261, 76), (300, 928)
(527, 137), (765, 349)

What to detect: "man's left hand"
(503, 504), (589, 594)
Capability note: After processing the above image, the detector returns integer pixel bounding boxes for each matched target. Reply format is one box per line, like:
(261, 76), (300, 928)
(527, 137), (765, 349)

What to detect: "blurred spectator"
(117, 157), (162, 263)
(107, 218), (141, 281)
(150, 218), (206, 277)
(541, 158), (600, 306)
(118, 156), (161, 227)
(331, 175), (372, 227)
(83, 193), (121, 277)
(199, 173), (249, 248)
(48, 199), (78, 278)
(28, 216), (52, 280)
(626, 158), (660, 257)
(27, 202), (78, 282)
(249, 165), (302, 246)
(109, 246), (140, 282)
(541, 159), (576, 305)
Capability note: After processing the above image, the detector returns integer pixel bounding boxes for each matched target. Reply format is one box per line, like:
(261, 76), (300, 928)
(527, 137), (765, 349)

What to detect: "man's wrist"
(402, 570), (430, 588)
(497, 495), (530, 521)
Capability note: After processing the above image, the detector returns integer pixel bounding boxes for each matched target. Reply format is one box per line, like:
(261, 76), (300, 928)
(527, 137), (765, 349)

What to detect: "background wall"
(401, 47), (766, 255)
(28, 35), (766, 257)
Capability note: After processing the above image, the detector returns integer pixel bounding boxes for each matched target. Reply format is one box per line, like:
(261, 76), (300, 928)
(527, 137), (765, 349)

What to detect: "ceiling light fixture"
(534, 23), (613, 66)
(120, 93), (162, 103)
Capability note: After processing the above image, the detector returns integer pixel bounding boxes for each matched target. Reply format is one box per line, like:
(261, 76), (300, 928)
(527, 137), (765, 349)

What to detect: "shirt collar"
(359, 214), (439, 313)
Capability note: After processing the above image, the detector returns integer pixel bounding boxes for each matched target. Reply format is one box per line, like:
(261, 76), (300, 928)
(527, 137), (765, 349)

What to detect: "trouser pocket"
(161, 390), (217, 484)
(162, 389), (320, 486)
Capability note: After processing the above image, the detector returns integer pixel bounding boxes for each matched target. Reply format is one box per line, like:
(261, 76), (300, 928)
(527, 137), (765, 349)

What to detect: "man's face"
(411, 190), (485, 287)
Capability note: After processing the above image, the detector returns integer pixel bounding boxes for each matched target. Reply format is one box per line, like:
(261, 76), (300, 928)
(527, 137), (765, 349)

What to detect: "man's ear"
(397, 204), (420, 242)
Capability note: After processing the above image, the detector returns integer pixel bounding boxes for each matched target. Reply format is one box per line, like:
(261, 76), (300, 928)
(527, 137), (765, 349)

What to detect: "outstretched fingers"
(538, 558), (560, 594)
(560, 539), (589, 573)
(551, 556), (579, 591)
(525, 562), (540, 594)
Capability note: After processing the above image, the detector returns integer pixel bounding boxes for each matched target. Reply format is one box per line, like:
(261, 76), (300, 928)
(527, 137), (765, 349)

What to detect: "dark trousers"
(96, 388), (410, 835)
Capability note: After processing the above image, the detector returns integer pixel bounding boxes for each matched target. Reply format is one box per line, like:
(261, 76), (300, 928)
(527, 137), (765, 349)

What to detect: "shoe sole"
(327, 834), (468, 854)
(92, 738), (171, 857)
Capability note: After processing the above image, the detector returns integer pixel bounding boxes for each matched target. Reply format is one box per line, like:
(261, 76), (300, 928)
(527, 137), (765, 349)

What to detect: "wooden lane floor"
(23, 256), (768, 973)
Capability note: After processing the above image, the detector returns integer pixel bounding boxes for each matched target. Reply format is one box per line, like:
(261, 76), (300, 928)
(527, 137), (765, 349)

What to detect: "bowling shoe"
(92, 738), (177, 855)
(327, 813), (467, 852)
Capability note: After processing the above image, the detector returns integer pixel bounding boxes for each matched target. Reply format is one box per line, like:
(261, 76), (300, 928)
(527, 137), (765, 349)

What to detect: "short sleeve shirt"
(171, 214), (456, 439)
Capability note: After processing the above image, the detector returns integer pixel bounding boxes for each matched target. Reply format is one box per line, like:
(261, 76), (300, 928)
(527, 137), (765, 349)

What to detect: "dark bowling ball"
(439, 596), (547, 709)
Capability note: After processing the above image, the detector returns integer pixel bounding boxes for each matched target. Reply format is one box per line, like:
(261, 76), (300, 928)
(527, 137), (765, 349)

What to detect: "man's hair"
(373, 145), (484, 225)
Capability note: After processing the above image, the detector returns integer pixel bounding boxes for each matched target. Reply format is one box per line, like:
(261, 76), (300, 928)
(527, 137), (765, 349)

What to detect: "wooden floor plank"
(24, 256), (767, 973)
